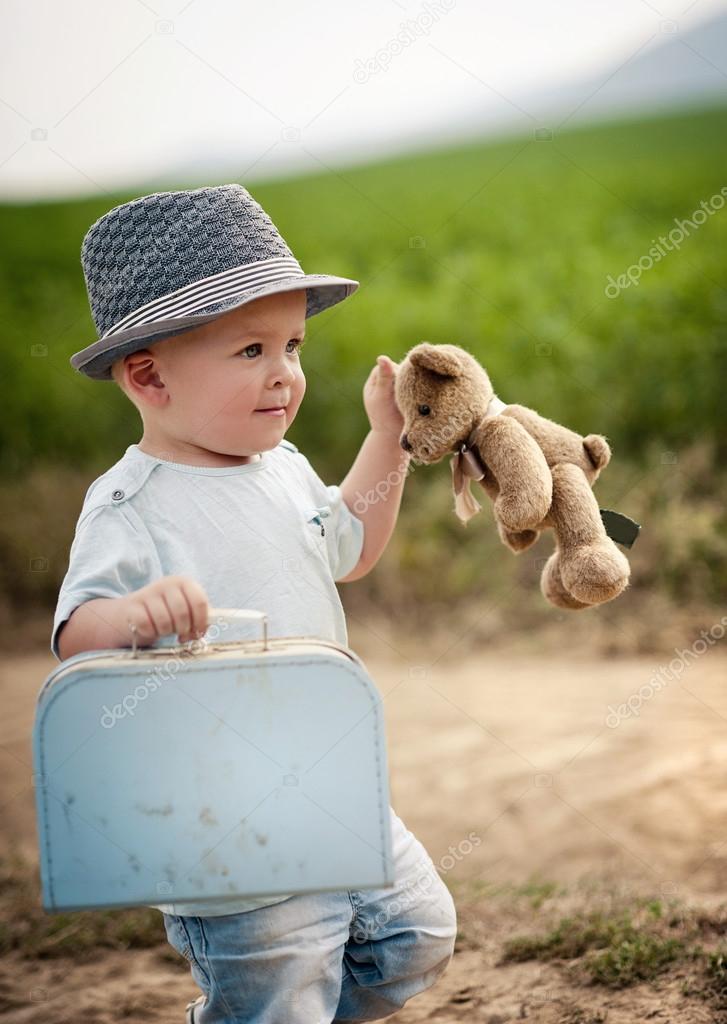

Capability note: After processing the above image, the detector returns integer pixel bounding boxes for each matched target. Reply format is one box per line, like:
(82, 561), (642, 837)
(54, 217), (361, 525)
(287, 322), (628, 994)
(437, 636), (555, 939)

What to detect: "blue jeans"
(162, 807), (457, 1023)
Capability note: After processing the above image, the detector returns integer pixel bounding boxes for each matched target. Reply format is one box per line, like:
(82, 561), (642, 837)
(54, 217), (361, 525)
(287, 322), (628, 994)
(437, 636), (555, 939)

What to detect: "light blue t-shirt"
(50, 438), (365, 917)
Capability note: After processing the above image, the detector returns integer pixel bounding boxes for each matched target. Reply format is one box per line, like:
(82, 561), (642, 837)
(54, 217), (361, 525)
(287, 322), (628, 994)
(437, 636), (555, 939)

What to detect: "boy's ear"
(409, 342), (461, 379)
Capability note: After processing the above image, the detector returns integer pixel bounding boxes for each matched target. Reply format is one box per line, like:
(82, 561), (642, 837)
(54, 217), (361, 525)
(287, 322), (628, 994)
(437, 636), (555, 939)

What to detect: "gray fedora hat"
(72, 184), (359, 381)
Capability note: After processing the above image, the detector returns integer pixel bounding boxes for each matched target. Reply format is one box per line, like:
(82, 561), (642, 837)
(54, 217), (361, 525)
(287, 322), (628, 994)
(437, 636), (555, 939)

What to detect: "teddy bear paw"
(498, 522), (540, 552)
(560, 540), (630, 605)
(540, 552), (592, 610)
(495, 491), (549, 533)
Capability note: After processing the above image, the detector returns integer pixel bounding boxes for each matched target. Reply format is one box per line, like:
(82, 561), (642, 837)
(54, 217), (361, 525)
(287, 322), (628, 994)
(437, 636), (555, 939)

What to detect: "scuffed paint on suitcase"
(33, 626), (393, 912)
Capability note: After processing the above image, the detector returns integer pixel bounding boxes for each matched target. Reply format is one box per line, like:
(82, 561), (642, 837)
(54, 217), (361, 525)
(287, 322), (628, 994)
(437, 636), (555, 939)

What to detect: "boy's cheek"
(289, 383), (306, 416)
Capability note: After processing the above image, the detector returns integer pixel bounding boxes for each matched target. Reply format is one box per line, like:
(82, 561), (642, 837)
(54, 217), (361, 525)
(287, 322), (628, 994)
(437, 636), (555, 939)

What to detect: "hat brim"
(71, 273), (359, 381)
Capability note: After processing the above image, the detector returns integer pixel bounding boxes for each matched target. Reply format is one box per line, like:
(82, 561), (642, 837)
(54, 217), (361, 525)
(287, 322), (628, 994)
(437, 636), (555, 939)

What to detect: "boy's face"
(119, 289), (307, 459)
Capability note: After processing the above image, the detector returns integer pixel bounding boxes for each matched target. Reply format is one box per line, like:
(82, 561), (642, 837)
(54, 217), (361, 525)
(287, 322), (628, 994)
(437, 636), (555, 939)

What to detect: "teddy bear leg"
(475, 417), (553, 532)
(540, 551), (592, 610)
(549, 463), (631, 606)
(497, 519), (540, 552)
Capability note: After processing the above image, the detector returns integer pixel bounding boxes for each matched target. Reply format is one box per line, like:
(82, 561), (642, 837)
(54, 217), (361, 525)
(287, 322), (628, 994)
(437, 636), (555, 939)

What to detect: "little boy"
(52, 185), (457, 1023)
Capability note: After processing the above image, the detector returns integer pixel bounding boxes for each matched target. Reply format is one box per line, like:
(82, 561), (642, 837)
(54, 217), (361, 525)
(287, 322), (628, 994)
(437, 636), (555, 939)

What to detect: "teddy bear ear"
(408, 343), (461, 379)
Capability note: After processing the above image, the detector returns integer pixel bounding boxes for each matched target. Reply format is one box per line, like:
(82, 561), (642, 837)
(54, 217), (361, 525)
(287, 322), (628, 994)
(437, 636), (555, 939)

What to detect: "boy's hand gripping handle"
(128, 607), (269, 657)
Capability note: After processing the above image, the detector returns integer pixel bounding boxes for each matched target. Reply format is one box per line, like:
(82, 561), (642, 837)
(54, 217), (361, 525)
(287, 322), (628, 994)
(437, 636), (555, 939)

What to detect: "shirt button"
(112, 489), (125, 501)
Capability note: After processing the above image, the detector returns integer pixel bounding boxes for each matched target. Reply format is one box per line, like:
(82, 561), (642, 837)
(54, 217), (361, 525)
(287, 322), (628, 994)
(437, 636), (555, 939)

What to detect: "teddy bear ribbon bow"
(451, 440), (487, 524)
(450, 396), (507, 525)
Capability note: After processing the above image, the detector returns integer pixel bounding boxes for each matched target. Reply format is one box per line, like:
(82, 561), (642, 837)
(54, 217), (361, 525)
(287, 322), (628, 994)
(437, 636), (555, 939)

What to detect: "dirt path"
(2, 641), (727, 1022)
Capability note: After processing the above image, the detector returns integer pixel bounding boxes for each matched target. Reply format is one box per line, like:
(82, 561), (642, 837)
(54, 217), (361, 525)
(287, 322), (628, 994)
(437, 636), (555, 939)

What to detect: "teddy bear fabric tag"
(599, 509), (641, 548)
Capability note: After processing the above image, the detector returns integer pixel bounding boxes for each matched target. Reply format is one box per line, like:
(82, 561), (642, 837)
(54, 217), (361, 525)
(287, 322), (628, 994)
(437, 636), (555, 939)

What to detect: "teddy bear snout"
(401, 433), (433, 459)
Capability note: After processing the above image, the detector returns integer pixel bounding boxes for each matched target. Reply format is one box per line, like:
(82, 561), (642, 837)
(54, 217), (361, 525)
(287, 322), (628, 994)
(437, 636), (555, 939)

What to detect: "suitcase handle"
(207, 608), (269, 651)
(129, 607), (269, 657)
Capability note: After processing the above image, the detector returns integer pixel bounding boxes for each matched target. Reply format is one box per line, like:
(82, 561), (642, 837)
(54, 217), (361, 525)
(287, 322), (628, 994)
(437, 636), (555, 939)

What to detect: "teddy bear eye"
(418, 404), (431, 416)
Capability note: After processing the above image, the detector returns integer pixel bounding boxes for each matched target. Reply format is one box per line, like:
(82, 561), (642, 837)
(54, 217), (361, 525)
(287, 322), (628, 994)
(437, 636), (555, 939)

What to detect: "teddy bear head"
(395, 342), (495, 463)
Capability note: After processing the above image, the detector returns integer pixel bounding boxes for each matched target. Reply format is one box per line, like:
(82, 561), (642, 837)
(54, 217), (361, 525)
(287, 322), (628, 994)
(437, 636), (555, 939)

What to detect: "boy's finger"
(376, 355), (397, 378)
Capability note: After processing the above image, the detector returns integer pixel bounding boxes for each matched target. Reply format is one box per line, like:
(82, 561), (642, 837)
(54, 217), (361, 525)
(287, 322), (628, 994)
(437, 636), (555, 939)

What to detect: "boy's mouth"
(255, 404), (288, 416)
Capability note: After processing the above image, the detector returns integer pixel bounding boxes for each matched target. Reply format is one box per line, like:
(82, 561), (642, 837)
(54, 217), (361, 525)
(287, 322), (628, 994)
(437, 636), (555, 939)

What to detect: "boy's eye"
(238, 339), (304, 359)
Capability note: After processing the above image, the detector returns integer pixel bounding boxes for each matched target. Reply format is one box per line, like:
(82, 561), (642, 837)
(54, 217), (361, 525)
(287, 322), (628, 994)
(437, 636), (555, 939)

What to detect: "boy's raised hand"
(363, 355), (405, 439)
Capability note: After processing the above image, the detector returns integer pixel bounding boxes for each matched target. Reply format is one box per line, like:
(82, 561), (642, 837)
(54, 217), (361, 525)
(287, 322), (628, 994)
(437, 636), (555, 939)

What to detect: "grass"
(699, 948), (727, 1008)
(448, 875), (565, 910)
(507, 912), (684, 987)
(501, 899), (706, 989)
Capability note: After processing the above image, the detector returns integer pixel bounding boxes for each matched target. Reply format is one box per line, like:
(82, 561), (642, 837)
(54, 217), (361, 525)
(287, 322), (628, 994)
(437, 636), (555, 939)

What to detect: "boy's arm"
(338, 356), (410, 581)
(338, 428), (410, 581)
(57, 596), (136, 661)
(57, 576), (211, 660)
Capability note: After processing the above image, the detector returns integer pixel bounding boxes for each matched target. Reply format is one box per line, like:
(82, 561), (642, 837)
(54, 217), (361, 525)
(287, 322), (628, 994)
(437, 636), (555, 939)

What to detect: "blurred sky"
(1, 0), (727, 200)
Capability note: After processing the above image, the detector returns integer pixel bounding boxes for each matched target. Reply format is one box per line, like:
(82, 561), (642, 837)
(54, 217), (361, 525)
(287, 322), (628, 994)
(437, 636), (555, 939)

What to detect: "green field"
(2, 104), (726, 625)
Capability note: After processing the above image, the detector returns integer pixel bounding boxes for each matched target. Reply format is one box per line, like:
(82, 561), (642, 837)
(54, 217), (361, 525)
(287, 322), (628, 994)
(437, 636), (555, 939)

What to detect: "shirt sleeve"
(295, 452), (365, 582)
(51, 504), (162, 661)
(322, 482), (366, 581)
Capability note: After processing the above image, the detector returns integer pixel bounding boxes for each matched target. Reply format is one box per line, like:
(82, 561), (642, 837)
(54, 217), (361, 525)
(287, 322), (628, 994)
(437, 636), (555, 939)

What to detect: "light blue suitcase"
(33, 610), (393, 912)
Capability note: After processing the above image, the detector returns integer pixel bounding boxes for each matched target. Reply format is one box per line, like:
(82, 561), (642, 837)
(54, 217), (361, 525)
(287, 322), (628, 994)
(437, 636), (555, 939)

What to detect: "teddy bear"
(394, 342), (632, 610)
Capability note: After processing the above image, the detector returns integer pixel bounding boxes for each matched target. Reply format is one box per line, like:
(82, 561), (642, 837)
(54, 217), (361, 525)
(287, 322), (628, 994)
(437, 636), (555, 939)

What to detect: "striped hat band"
(103, 256), (305, 339)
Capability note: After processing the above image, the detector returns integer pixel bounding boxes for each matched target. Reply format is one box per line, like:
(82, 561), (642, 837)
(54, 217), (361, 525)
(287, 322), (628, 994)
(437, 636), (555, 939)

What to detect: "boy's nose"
(269, 363), (297, 387)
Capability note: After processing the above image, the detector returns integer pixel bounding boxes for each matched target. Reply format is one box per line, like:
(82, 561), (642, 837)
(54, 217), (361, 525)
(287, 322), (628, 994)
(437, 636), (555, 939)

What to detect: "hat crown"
(81, 184), (299, 339)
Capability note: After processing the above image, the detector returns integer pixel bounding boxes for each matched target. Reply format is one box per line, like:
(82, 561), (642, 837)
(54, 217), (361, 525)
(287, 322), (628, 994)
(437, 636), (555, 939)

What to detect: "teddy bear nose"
(400, 434), (412, 452)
